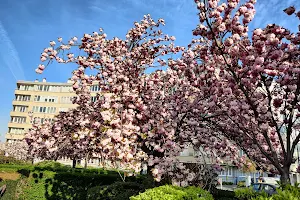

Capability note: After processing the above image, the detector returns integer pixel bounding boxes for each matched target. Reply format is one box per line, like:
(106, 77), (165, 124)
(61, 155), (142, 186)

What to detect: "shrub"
(87, 181), (146, 200)
(130, 185), (214, 200)
(212, 188), (235, 200)
(251, 184), (300, 200)
(17, 168), (31, 177)
(0, 155), (27, 165)
(237, 181), (246, 188)
(87, 175), (155, 200)
(235, 187), (267, 200)
(34, 161), (65, 170)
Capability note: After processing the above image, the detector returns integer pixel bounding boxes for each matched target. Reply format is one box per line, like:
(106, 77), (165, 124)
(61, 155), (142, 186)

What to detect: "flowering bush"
(130, 185), (213, 200)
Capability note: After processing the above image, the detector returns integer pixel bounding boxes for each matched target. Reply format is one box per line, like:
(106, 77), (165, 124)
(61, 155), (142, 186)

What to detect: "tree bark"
(72, 159), (76, 168)
(280, 166), (291, 185)
(84, 153), (89, 169)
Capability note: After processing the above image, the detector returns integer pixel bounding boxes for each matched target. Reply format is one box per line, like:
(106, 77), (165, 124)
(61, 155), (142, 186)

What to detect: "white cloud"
(0, 21), (25, 81)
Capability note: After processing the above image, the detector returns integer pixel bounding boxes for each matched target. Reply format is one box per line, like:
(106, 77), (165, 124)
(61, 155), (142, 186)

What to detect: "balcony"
(5, 133), (25, 140)
(10, 111), (28, 117)
(14, 89), (34, 95)
(12, 100), (31, 106)
(7, 122), (32, 129)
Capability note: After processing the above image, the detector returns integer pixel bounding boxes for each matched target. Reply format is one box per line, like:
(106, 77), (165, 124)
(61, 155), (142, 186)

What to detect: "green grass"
(0, 179), (19, 200)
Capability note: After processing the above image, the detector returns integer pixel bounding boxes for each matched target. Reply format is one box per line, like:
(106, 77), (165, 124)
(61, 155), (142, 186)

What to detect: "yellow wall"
(5, 80), (99, 142)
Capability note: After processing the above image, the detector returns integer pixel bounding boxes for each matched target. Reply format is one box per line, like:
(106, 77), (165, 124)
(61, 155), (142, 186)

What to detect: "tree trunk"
(84, 154), (89, 169)
(280, 166), (291, 185)
(72, 159), (76, 168)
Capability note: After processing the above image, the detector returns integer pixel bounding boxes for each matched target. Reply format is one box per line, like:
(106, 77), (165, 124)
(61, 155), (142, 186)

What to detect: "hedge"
(130, 185), (214, 200)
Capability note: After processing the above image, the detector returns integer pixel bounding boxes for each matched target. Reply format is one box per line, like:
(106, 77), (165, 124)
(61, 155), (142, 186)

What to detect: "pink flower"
(224, 38), (233, 46)
(239, 6), (247, 14)
(40, 56), (47, 62)
(255, 57), (264, 65)
(152, 168), (159, 175)
(49, 41), (56, 46)
(35, 69), (43, 74)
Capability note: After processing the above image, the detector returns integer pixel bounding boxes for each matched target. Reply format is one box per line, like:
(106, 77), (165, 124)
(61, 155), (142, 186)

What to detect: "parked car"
(250, 183), (278, 196)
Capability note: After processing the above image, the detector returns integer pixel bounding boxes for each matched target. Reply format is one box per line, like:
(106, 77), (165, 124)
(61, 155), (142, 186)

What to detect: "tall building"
(5, 78), (100, 143)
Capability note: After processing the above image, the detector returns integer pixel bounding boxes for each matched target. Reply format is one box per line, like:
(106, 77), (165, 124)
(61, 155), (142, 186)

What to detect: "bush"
(0, 155), (28, 165)
(87, 181), (146, 200)
(87, 175), (155, 200)
(34, 161), (65, 170)
(251, 184), (300, 200)
(130, 185), (214, 200)
(237, 181), (246, 188)
(234, 187), (267, 200)
(212, 188), (235, 200)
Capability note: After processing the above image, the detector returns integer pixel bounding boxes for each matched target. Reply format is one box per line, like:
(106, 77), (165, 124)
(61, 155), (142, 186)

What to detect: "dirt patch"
(0, 172), (20, 180)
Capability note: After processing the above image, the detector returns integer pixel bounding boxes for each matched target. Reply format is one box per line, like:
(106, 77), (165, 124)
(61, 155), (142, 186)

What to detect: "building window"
(61, 86), (72, 92)
(238, 171), (246, 177)
(11, 117), (26, 124)
(44, 85), (50, 91)
(19, 85), (33, 91)
(34, 95), (41, 102)
(46, 107), (56, 114)
(32, 106), (39, 113)
(34, 95), (58, 103)
(16, 95), (31, 101)
(9, 128), (25, 134)
(51, 86), (61, 92)
(60, 96), (73, 104)
(39, 107), (46, 113)
(14, 106), (27, 112)
(90, 85), (100, 92)
(34, 117), (53, 124)
(239, 150), (245, 157)
(91, 96), (98, 102)
(59, 108), (68, 112)
(180, 148), (191, 157)
(32, 106), (56, 113)
(7, 139), (18, 143)
(48, 96), (57, 103)
(37, 85), (51, 91)
(219, 168), (233, 176)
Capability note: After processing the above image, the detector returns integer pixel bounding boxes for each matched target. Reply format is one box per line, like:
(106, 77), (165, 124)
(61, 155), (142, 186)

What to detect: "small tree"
(4, 141), (31, 161)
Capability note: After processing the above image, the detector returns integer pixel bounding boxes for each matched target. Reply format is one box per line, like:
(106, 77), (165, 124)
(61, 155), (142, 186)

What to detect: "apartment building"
(5, 78), (100, 143)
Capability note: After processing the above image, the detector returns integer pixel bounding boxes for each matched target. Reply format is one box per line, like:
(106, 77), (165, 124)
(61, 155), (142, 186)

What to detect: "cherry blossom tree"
(186, 0), (300, 183)
(3, 141), (31, 161)
(28, 15), (183, 175)
(0, 142), (5, 155)
(28, 0), (300, 185)
(29, 13), (243, 185)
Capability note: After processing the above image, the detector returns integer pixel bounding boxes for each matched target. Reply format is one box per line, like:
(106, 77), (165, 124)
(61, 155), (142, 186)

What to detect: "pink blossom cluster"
(191, 0), (300, 178)
(3, 141), (31, 161)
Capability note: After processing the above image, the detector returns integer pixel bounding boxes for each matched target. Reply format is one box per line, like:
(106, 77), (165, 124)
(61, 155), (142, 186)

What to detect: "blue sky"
(0, 0), (299, 141)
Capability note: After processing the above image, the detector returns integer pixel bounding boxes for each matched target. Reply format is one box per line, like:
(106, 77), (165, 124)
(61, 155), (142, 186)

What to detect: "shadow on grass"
(14, 165), (155, 200)
(28, 170), (121, 200)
